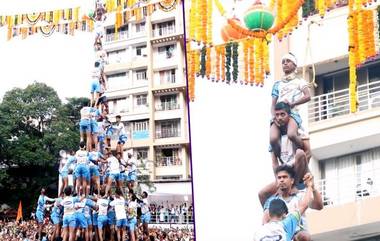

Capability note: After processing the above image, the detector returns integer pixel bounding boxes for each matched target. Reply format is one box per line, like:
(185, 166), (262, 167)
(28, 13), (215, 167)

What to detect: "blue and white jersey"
(61, 196), (80, 216)
(62, 155), (77, 172)
(51, 198), (63, 217)
(90, 107), (101, 121)
(75, 150), (89, 165)
(113, 122), (126, 136)
(271, 77), (308, 114)
(80, 107), (92, 120)
(110, 197), (127, 220)
(36, 195), (55, 213)
(254, 212), (300, 241)
(264, 191), (307, 231)
(89, 151), (103, 164)
(140, 198), (150, 215)
(97, 198), (110, 216)
(75, 199), (95, 217)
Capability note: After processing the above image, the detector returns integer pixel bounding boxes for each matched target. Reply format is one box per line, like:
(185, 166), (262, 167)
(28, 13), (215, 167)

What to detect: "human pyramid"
(254, 53), (324, 241)
(34, 2), (152, 241)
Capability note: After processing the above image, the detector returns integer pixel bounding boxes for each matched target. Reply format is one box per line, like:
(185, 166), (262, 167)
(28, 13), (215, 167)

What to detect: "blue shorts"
(91, 80), (101, 93)
(97, 215), (108, 229)
(116, 218), (127, 227)
(109, 173), (121, 181)
(51, 214), (62, 225)
(74, 164), (90, 181)
(98, 134), (105, 143)
(80, 119), (91, 133)
(108, 211), (116, 225)
(119, 172), (126, 182)
(91, 120), (99, 134)
(85, 215), (92, 226)
(75, 213), (88, 228)
(90, 165), (100, 177)
(36, 211), (44, 224)
(60, 170), (68, 178)
(92, 213), (98, 227)
(141, 213), (151, 224)
(290, 111), (302, 128)
(63, 214), (76, 228)
(118, 134), (127, 144)
(105, 128), (113, 137)
(127, 172), (137, 182)
(127, 217), (137, 231)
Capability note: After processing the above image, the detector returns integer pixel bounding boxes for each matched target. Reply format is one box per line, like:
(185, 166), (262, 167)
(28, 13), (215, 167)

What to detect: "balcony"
(156, 102), (180, 111)
(105, 31), (128, 42)
(156, 156), (182, 167)
(156, 129), (180, 139)
(307, 167), (380, 240)
(152, 26), (176, 38)
(308, 80), (380, 123)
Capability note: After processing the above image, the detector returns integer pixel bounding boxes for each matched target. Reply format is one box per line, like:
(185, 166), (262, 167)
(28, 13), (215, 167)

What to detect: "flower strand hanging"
(232, 42), (239, 83)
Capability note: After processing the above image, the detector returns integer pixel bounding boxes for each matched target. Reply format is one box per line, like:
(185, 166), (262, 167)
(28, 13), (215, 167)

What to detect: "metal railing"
(156, 102), (180, 111)
(152, 27), (176, 37)
(156, 156), (182, 167)
(308, 80), (380, 122)
(155, 129), (180, 138)
(105, 31), (128, 42)
(160, 74), (176, 84)
(318, 167), (380, 207)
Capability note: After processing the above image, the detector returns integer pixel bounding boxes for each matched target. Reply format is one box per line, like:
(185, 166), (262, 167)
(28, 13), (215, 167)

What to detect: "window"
(158, 44), (175, 58)
(156, 119), (180, 138)
(136, 70), (147, 80)
(107, 72), (128, 89)
(108, 97), (129, 114)
(133, 120), (149, 131)
(159, 94), (178, 110)
(321, 147), (380, 206)
(155, 148), (182, 166)
(153, 20), (175, 36)
(159, 69), (176, 84)
(136, 22), (145, 32)
(135, 148), (149, 160)
(136, 45), (147, 56)
(136, 94), (147, 106)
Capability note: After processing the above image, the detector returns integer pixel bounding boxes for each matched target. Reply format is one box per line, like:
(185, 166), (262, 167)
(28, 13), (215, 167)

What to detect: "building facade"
(273, 3), (380, 241)
(102, 0), (192, 200)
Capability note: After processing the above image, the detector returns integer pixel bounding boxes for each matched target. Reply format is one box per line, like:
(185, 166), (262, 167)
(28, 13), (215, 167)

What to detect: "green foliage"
(0, 82), (89, 213)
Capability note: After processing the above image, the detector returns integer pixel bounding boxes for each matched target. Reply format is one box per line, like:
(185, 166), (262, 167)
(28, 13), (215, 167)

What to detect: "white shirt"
(127, 201), (137, 219)
(80, 107), (92, 120)
(97, 198), (109, 216)
(141, 198), (149, 214)
(110, 197), (127, 220)
(127, 156), (137, 173)
(108, 156), (120, 174)
(61, 197), (79, 216)
(75, 150), (88, 165)
(114, 122), (126, 136)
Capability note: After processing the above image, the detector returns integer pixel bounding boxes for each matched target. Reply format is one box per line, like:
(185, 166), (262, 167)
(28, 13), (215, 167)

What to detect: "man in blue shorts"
(80, 105), (93, 151)
(35, 188), (55, 240)
(74, 142), (90, 196)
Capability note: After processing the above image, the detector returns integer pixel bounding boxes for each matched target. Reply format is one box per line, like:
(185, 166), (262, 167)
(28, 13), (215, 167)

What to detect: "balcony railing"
(160, 74), (176, 84)
(152, 27), (176, 37)
(308, 80), (380, 123)
(105, 31), (128, 42)
(156, 156), (182, 167)
(318, 167), (380, 207)
(156, 102), (180, 111)
(156, 128), (180, 138)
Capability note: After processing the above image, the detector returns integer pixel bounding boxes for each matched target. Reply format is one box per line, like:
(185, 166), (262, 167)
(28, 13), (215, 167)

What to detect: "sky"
(1, 0), (275, 240)
(0, 0), (94, 102)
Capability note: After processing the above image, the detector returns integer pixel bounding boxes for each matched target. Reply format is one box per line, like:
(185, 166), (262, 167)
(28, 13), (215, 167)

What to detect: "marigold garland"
(249, 39), (255, 85)
(207, 0), (213, 44)
(215, 46), (221, 82)
(206, 47), (212, 78)
(221, 45), (226, 81)
(243, 40), (249, 85)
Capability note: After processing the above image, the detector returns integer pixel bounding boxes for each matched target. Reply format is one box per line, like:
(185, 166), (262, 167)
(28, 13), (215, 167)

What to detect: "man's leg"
(269, 124), (281, 160)
(293, 149), (309, 185)
(294, 231), (311, 241)
(287, 118), (304, 150)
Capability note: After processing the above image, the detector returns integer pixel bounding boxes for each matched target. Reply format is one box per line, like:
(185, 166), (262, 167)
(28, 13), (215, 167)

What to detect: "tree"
(0, 82), (88, 213)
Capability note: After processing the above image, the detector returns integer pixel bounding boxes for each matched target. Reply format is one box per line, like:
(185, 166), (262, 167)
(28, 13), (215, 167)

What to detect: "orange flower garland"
(206, 47), (211, 78)
(215, 46), (220, 82)
(207, 0), (213, 44)
(221, 45), (226, 82)
(249, 39), (255, 85)
(243, 39), (249, 85)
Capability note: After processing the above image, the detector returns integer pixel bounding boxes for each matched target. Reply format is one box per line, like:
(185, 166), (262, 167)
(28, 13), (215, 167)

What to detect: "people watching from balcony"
(270, 53), (311, 163)
(259, 165), (323, 241)
(254, 172), (315, 241)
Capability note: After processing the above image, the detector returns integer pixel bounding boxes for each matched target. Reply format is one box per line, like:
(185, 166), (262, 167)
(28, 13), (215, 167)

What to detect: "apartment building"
(273, 4), (380, 241)
(102, 0), (192, 200)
